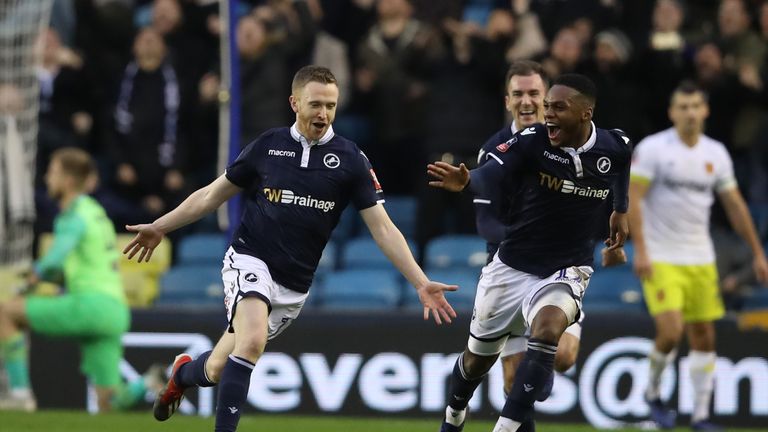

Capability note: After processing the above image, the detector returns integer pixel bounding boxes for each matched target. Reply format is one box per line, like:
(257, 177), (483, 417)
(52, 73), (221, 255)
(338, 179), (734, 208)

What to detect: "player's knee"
(233, 333), (267, 363)
(530, 307), (568, 344)
(462, 350), (496, 379)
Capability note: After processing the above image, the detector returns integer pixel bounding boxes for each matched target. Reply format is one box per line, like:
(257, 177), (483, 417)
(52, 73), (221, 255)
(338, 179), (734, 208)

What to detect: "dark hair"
(291, 65), (338, 94)
(51, 147), (95, 186)
(505, 60), (547, 87)
(551, 73), (597, 105)
(671, 79), (709, 103)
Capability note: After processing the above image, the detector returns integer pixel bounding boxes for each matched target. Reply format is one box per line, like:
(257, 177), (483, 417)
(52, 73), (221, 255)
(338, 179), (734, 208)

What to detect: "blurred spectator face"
(289, 81), (339, 141)
(653, 0), (683, 33)
(668, 90), (709, 136)
(377, 0), (412, 20)
(152, 0), (182, 35)
(694, 43), (724, 82)
(718, 0), (750, 38)
(551, 28), (582, 68)
(505, 73), (546, 129)
(570, 18), (594, 46)
(133, 28), (167, 65)
(594, 30), (631, 67)
(237, 16), (267, 58)
(38, 28), (62, 66)
(487, 9), (515, 40)
(761, 2), (768, 37)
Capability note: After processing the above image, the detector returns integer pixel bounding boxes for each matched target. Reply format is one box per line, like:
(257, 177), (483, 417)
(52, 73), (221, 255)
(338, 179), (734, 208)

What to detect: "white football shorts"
(468, 253), (592, 356)
(222, 247), (308, 340)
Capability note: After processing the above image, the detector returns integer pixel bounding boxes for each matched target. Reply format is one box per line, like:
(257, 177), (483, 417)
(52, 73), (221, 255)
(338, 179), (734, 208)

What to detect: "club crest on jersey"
(244, 273), (259, 283)
(597, 157), (611, 173)
(705, 161), (714, 174)
(324, 153), (340, 169)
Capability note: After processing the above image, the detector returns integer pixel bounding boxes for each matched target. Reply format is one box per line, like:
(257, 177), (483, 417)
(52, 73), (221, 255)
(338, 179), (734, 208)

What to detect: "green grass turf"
(0, 411), (764, 432)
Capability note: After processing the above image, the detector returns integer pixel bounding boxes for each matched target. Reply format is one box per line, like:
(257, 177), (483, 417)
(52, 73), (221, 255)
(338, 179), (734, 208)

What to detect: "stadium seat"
(330, 206), (360, 242)
(750, 203), (768, 240)
(157, 265), (223, 307)
(341, 237), (418, 270)
(384, 195), (417, 238)
(584, 267), (645, 312)
(316, 241), (338, 275)
(402, 269), (480, 310)
(424, 235), (487, 270)
(742, 289), (768, 311)
(37, 233), (172, 306)
(316, 269), (402, 310)
(177, 233), (228, 266)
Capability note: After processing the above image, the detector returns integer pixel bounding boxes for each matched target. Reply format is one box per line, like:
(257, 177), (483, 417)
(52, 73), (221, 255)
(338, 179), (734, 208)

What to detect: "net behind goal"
(0, 1), (52, 291)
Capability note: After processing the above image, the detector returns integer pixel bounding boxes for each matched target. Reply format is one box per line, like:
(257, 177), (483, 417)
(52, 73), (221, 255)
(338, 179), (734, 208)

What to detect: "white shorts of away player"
(468, 254), (592, 356)
(501, 311), (585, 358)
(222, 247), (309, 340)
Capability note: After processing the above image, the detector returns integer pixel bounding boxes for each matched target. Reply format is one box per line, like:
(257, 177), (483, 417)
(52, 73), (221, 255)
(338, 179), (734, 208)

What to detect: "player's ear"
(289, 94), (298, 113)
(583, 105), (593, 122)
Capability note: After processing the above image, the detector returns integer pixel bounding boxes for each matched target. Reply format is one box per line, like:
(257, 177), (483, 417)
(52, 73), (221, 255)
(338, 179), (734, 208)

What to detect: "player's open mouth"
(312, 122), (326, 130)
(546, 123), (560, 140)
(520, 110), (535, 117)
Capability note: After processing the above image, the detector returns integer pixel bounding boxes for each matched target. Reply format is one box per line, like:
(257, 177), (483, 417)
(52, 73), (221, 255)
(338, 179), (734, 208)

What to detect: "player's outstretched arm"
(123, 174), (242, 262)
(359, 204), (458, 325)
(427, 161), (470, 192)
(718, 187), (768, 283)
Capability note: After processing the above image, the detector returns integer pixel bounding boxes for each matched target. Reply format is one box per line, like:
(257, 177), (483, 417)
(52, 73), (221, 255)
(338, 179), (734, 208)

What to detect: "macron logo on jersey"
(538, 172), (610, 199)
(263, 188), (336, 212)
(268, 149), (296, 158)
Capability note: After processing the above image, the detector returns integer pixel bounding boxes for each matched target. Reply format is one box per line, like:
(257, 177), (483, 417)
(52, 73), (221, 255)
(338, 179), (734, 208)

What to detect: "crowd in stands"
(34, 0), (768, 309)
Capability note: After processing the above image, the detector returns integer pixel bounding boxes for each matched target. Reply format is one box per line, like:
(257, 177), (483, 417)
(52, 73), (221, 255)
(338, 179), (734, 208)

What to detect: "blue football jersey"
(470, 122), (631, 277)
(225, 125), (384, 292)
(474, 123), (521, 258)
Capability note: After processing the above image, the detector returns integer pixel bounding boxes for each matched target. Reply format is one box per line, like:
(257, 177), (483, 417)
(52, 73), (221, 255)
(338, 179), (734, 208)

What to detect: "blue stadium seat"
(177, 233), (228, 266)
(330, 206), (360, 242)
(317, 241), (338, 274)
(384, 196), (417, 238)
(742, 289), (768, 311)
(424, 235), (487, 270)
(316, 269), (402, 310)
(402, 269), (480, 310)
(584, 267), (644, 312)
(341, 237), (418, 270)
(750, 203), (768, 240)
(157, 265), (223, 307)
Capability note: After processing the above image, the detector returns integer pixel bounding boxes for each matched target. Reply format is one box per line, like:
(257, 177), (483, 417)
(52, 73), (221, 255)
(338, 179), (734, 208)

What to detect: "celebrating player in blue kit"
(123, 65), (458, 432)
(429, 74), (632, 432)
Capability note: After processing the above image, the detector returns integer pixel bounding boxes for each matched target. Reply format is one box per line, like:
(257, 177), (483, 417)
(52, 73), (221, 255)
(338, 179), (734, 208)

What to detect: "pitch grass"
(0, 411), (765, 432)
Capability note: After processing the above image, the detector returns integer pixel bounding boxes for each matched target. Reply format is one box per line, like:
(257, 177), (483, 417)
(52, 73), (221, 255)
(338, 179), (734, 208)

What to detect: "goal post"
(0, 0), (53, 296)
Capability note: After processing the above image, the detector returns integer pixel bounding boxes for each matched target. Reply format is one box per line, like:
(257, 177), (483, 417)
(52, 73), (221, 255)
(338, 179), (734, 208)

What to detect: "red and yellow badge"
(705, 161), (714, 174)
(496, 143), (510, 153)
(370, 168), (383, 193)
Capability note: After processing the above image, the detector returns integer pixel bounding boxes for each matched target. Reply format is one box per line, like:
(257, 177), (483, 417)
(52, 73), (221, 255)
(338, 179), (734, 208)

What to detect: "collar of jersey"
(290, 123), (335, 146)
(510, 120), (518, 135)
(561, 121), (597, 155)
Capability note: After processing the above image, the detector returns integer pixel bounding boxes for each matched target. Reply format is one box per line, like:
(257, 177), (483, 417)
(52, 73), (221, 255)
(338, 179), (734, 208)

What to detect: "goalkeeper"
(0, 147), (158, 412)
